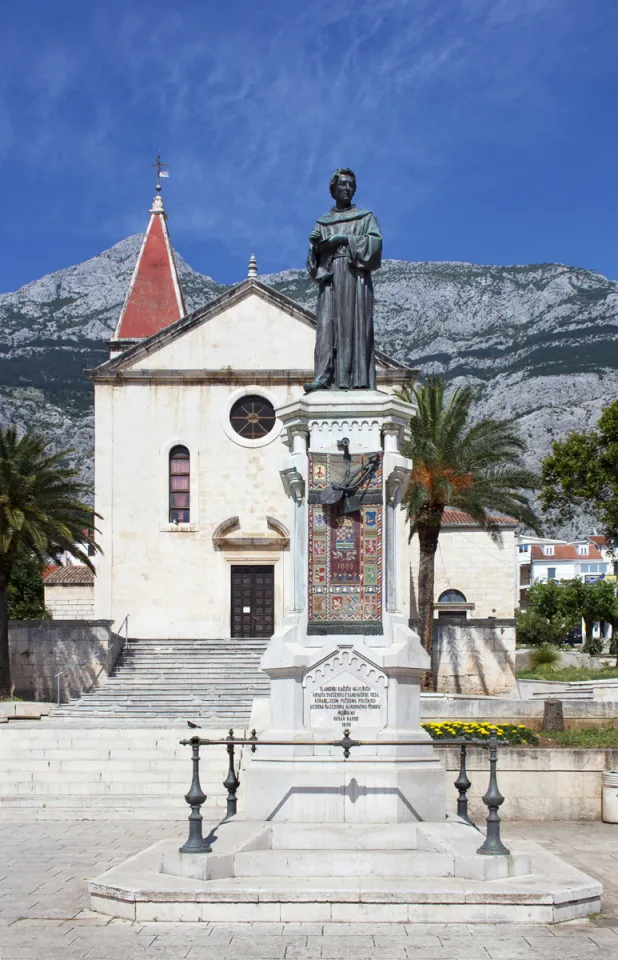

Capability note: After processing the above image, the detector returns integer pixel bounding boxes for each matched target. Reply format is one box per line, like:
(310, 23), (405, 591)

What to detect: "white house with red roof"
(530, 540), (610, 584)
(517, 533), (616, 611)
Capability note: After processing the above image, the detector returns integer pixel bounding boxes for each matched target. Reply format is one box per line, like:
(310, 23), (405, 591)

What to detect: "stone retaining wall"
(442, 746), (618, 820)
(8, 620), (123, 703)
(430, 619), (517, 695)
(421, 695), (618, 729)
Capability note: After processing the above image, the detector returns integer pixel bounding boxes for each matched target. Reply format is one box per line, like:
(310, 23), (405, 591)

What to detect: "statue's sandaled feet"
(303, 381), (329, 394)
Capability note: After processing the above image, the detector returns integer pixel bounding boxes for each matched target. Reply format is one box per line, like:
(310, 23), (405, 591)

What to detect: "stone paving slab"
(0, 821), (618, 958)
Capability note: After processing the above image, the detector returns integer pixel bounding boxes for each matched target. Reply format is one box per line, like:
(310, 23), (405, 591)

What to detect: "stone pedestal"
(243, 390), (446, 822)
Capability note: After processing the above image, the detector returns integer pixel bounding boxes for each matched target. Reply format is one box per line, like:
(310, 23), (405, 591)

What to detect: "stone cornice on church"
(87, 367), (416, 385)
(89, 278), (414, 380)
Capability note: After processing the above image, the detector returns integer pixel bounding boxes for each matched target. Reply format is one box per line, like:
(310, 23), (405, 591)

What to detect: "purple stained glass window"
(169, 446), (190, 523)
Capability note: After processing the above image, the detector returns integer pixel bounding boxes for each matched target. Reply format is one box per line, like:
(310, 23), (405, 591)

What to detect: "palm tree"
(396, 377), (540, 686)
(0, 426), (99, 698)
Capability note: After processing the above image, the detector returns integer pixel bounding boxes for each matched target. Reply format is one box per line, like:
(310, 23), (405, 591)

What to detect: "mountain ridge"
(1, 235), (617, 534)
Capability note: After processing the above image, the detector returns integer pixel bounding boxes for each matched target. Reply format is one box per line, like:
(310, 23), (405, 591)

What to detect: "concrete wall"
(409, 527), (516, 620)
(430, 619), (517, 696)
(516, 648), (612, 672)
(442, 746), (618, 820)
(44, 583), (94, 620)
(8, 619), (123, 703)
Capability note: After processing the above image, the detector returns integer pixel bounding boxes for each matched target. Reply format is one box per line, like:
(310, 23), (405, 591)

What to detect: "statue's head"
(329, 167), (356, 205)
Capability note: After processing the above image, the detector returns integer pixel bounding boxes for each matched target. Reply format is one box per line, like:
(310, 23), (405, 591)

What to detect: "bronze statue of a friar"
(304, 168), (382, 393)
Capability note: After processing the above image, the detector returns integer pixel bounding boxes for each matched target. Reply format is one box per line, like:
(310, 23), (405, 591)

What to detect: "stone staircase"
(0, 720), (239, 820)
(54, 637), (270, 722)
(0, 640), (269, 819)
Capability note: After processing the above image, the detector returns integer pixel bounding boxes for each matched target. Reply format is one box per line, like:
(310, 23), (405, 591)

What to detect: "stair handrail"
(115, 614), (130, 653)
(54, 656), (105, 707)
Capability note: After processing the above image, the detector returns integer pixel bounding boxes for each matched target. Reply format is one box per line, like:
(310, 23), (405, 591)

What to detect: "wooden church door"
(230, 565), (274, 638)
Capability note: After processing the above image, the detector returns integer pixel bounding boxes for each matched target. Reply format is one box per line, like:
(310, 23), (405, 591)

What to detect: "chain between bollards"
(223, 729), (240, 819)
(454, 742), (473, 825)
(477, 729), (510, 856)
(178, 735), (212, 854)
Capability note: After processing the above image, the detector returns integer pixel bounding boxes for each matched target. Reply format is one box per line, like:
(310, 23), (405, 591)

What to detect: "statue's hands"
(309, 229), (321, 245)
(320, 233), (348, 250)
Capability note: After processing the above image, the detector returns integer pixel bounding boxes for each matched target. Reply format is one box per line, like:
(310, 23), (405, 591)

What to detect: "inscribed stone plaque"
(303, 647), (387, 733)
(310, 670), (382, 730)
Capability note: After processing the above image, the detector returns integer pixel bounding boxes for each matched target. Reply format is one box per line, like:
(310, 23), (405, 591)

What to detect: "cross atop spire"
(150, 152), (169, 193)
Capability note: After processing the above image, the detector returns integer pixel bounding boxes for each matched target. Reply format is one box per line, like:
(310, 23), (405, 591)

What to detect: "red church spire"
(113, 156), (186, 341)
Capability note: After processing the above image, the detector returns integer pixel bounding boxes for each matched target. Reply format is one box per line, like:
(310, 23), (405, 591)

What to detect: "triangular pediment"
(91, 278), (412, 380)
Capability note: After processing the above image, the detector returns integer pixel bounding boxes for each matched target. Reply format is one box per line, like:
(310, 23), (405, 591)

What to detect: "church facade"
(91, 189), (414, 639)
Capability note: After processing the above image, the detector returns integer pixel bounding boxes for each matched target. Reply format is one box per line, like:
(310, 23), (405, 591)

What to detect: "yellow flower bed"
(422, 721), (538, 746)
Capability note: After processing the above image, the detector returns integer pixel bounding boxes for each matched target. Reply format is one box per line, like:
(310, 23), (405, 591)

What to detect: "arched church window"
(229, 395), (276, 440)
(169, 446), (190, 523)
(438, 589), (467, 604)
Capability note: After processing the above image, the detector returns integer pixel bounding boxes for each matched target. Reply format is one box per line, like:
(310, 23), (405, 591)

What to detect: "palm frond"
(0, 425), (100, 576)
(402, 376), (541, 533)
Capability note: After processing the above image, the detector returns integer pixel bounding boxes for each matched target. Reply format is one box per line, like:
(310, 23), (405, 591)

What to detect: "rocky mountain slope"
(1, 236), (617, 532)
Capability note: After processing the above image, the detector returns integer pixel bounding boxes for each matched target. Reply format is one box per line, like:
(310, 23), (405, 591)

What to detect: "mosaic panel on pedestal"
(307, 451), (383, 635)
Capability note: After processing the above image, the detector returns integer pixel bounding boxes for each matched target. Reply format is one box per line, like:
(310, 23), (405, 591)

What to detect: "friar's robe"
(307, 205), (382, 390)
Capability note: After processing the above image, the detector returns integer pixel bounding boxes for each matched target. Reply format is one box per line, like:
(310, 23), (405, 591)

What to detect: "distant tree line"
(517, 578), (617, 656)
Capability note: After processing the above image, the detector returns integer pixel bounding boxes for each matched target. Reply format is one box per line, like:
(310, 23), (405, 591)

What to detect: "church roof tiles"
(441, 509), (517, 527)
(43, 565), (95, 585)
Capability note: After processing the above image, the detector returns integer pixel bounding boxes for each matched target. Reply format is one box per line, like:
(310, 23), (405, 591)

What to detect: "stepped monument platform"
(89, 818), (601, 924)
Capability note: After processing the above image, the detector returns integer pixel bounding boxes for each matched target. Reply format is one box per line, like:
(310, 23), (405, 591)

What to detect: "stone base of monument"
(242, 758), (446, 823)
(89, 818), (602, 923)
(242, 630), (447, 823)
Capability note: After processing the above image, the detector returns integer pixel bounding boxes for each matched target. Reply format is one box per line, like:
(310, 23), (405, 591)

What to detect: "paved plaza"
(0, 820), (617, 959)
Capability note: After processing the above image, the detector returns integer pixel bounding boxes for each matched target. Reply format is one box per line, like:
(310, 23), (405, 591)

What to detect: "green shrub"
(528, 643), (561, 671)
(516, 609), (555, 646)
(515, 609), (570, 646)
(583, 635), (604, 656)
(422, 721), (538, 746)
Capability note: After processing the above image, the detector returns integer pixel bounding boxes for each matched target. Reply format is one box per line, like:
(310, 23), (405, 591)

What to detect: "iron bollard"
(477, 730), (510, 856)
(454, 742), (473, 825)
(179, 736), (212, 854)
(223, 729), (240, 819)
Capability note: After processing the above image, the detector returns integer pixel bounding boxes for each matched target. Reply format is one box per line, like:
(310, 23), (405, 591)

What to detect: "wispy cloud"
(0, 0), (616, 279)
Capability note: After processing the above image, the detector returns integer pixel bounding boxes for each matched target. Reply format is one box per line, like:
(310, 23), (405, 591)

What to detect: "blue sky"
(1, 0), (617, 292)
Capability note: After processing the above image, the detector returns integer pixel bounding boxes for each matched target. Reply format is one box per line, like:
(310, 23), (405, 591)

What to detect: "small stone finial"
(248, 253), (258, 278)
(150, 193), (165, 214)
